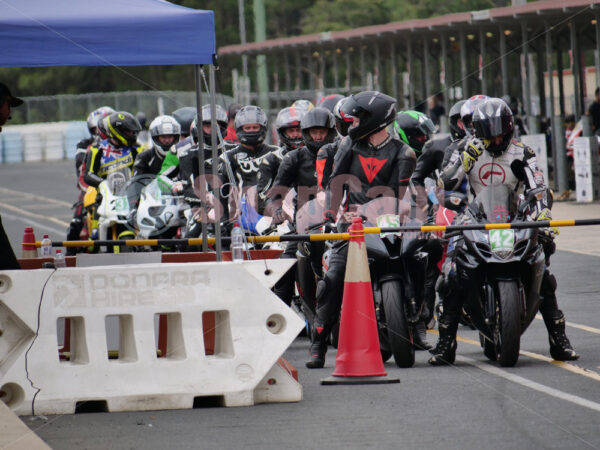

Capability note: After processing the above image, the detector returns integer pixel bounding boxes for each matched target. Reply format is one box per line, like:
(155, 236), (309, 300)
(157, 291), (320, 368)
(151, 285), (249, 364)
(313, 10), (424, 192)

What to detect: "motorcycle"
(135, 175), (188, 241)
(358, 197), (429, 368)
(297, 195), (426, 367)
(84, 168), (136, 253)
(447, 184), (546, 366)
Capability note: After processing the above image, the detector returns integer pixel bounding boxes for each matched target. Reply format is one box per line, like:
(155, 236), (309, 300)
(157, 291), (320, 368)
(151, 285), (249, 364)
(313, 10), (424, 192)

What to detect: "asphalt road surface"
(1, 161), (600, 450)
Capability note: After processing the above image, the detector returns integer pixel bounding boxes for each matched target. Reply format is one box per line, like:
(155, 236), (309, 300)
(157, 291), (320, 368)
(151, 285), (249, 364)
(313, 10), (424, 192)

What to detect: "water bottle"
(54, 249), (66, 268)
(231, 224), (245, 262)
(41, 235), (52, 257)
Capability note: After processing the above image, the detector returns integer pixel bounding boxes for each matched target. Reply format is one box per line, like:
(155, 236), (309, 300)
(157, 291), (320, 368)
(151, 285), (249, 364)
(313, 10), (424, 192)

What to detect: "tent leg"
(209, 64), (223, 261)
(194, 64), (209, 253)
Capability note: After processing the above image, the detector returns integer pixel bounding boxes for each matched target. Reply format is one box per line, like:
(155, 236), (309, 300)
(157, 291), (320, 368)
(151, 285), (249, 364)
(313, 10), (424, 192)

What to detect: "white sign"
(573, 137), (600, 202)
(521, 134), (549, 188)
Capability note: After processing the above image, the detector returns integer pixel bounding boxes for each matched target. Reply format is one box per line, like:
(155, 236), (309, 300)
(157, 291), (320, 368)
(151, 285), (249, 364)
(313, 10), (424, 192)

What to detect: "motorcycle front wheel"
(381, 280), (414, 368)
(496, 280), (521, 367)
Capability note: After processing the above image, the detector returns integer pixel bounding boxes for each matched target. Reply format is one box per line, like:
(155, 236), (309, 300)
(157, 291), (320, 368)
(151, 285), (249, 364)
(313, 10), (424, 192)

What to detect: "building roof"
(219, 0), (599, 56)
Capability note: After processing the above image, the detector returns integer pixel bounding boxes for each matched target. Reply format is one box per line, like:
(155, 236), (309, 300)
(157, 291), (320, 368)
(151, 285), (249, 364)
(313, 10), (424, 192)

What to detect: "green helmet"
(394, 110), (435, 153)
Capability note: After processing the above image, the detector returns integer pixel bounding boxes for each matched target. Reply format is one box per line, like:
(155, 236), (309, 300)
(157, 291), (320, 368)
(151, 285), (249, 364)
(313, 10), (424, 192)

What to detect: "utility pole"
(254, 0), (269, 111)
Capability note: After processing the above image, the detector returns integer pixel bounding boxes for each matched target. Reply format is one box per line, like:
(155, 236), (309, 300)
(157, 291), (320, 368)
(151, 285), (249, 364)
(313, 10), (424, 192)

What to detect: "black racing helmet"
(341, 90), (397, 141)
(317, 94), (345, 113)
(275, 106), (304, 149)
(448, 100), (466, 140)
(333, 97), (353, 137)
(300, 107), (336, 152)
(190, 104), (229, 146)
(235, 105), (268, 147)
(472, 97), (515, 157)
(393, 110), (435, 154)
(460, 95), (489, 134)
(107, 111), (141, 147)
(171, 107), (197, 138)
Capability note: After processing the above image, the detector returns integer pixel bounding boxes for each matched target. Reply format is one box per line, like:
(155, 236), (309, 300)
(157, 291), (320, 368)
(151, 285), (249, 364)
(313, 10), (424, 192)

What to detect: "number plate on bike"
(377, 214), (401, 238)
(488, 229), (514, 251)
(114, 197), (129, 213)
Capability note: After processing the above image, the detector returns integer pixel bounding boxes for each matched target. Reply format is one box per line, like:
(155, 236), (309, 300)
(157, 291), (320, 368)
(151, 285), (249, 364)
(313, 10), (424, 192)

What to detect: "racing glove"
(272, 208), (287, 225)
(461, 138), (485, 174)
(536, 207), (560, 238)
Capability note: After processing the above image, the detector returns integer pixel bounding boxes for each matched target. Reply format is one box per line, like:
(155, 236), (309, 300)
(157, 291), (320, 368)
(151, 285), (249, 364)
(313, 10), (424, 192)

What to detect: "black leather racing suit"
(166, 138), (234, 238)
(314, 135), (416, 346)
(133, 147), (168, 177)
(257, 145), (293, 214)
(316, 136), (346, 190)
(267, 145), (320, 306)
(218, 143), (278, 225)
(67, 136), (98, 251)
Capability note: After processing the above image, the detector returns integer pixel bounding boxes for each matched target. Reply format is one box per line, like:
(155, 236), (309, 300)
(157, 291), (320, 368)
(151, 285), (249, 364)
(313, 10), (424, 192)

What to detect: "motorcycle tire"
(496, 280), (521, 367)
(382, 280), (415, 368)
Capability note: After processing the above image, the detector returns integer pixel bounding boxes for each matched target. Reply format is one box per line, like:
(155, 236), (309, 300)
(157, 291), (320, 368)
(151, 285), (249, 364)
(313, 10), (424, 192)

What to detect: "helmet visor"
(474, 115), (513, 139)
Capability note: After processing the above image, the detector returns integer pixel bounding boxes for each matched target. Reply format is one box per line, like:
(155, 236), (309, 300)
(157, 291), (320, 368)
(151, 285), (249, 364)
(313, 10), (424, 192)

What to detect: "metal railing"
(8, 90), (234, 125)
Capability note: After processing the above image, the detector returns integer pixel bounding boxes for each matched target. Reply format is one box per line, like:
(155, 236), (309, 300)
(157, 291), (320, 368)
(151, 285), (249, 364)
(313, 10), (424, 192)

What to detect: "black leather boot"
(543, 310), (579, 361)
(306, 325), (328, 369)
(413, 321), (432, 351)
(428, 315), (458, 365)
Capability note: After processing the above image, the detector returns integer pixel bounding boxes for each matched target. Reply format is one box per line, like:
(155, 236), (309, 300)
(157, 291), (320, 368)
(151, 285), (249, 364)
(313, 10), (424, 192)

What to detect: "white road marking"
(0, 202), (69, 229)
(430, 329), (600, 383)
(1, 211), (66, 235)
(557, 247), (600, 258)
(0, 186), (72, 208)
(457, 355), (600, 413)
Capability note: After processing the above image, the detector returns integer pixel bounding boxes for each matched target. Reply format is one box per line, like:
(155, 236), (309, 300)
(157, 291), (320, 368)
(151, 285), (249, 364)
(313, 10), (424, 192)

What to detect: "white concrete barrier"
(0, 260), (303, 416)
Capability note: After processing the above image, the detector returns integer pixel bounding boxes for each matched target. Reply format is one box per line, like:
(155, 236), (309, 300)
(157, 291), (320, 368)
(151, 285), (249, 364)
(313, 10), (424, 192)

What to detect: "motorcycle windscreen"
(472, 185), (517, 224)
(295, 193), (327, 234)
(358, 197), (412, 259)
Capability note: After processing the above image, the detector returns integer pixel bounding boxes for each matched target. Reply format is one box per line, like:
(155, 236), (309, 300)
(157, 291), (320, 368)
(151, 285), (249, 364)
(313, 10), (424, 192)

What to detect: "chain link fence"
(8, 91), (235, 125)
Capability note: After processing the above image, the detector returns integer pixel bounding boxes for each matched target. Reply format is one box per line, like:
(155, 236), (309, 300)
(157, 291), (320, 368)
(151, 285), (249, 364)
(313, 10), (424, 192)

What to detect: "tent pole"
(209, 64), (223, 261)
(194, 64), (209, 253)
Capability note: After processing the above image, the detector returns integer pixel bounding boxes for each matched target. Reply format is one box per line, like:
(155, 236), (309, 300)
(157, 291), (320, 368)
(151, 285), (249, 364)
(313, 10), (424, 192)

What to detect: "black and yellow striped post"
(31, 218), (600, 249)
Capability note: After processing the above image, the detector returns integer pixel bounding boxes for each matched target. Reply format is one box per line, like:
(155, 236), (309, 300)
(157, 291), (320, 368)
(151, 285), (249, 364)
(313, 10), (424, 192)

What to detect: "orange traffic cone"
(321, 217), (399, 385)
(22, 226), (38, 258)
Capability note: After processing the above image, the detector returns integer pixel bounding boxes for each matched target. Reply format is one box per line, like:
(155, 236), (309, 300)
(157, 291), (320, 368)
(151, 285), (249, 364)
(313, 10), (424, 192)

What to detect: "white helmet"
(149, 115), (181, 156)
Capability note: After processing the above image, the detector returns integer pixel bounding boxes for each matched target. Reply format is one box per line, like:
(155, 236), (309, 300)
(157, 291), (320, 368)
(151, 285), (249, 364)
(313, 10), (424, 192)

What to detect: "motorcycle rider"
(225, 103), (242, 143)
(317, 94), (344, 113)
(266, 107), (337, 306)
(136, 111), (152, 150)
(430, 97), (579, 365)
(171, 106), (196, 142)
(394, 110), (442, 349)
(306, 91), (416, 368)
(82, 111), (142, 242)
(316, 97), (352, 190)
(84, 111), (142, 187)
(133, 115), (181, 176)
(66, 106), (115, 253)
(219, 105), (279, 225)
(257, 105), (305, 214)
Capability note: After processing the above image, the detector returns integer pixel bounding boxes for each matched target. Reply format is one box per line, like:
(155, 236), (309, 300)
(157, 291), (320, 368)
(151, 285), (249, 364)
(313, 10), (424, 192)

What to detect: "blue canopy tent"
(0, 0), (224, 256)
(0, 0), (215, 67)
